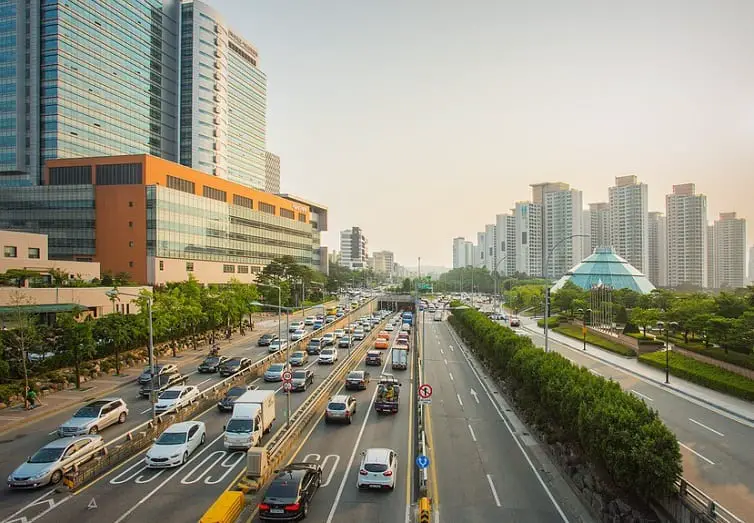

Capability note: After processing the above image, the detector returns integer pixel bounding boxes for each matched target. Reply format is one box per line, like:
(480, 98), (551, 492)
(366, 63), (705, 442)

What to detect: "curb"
(524, 325), (754, 425)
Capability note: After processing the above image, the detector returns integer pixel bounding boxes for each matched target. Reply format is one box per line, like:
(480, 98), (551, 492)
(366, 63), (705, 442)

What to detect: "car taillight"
(359, 469), (368, 475)
(383, 470), (393, 476)
(258, 503), (270, 510)
(284, 503), (300, 511)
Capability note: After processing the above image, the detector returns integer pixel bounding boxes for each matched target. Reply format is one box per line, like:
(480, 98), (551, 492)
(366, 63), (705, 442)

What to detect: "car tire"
(316, 472), (322, 488)
(89, 426), (99, 434)
(347, 415), (352, 424)
(118, 412), (127, 424)
(302, 501), (309, 518)
(200, 432), (206, 445)
(49, 470), (63, 485)
(182, 451), (188, 465)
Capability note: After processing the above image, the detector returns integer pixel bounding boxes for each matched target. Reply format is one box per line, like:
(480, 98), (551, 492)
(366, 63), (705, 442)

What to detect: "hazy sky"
(209, 0), (754, 267)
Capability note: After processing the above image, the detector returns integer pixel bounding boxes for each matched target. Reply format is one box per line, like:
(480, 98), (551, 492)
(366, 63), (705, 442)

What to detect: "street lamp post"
(106, 288), (157, 420)
(663, 321), (678, 384)
(493, 254), (508, 315)
(543, 234), (589, 353)
(577, 308), (592, 351)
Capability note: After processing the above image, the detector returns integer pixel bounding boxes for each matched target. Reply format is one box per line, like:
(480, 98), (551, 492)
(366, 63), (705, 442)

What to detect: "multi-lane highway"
(249, 317), (414, 523)
(513, 317), (754, 519)
(0, 301), (373, 523)
(421, 313), (590, 523)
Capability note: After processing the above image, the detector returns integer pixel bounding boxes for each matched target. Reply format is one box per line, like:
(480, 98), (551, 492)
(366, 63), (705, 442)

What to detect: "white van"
(223, 390), (275, 450)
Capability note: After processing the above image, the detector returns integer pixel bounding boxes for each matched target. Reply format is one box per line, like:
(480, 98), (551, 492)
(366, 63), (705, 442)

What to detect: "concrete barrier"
(199, 491), (245, 523)
(419, 497), (431, 523)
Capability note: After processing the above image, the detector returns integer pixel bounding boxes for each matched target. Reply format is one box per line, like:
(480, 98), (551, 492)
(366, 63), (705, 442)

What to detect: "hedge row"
(449, 303), (681, 500)
(553, 324), (636, 357)
(639, 351), (754, 401)
(536, 317), (561, 328)
(678, 345), (754, 372)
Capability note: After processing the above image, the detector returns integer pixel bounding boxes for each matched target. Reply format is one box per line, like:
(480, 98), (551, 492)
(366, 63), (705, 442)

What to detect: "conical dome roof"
(551, 247), (656, 294)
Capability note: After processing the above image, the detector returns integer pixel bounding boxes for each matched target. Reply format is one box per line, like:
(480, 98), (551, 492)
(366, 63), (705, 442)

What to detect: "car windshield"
(309, 339), (321, 344)
(265, 480), (299, 499)
(261, 334), (273, 339)
(322, 350), (334, 355)
(291, 352), (304, 358)
(348, 371), (363, 379)
(159, 390), (181, 400)
(28, 447), (65, 463)
(365, 463), (388, 473)
(295, 330), (305, 334)
(203, 357), (220, 365)
(293, 370), (308, 379)
(156, 432), (187, 445)
(327, 402), (346, 410)
(225, 418), (253, 433)
(73, 405), (100, 418)
(268, 364), (285, 372)
(226, 387), (246, 398)
(225, 360), (240, 367)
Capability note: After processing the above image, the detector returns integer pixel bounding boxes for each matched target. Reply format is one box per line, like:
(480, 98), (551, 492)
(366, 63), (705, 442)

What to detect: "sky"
(209, 0), (754, 267)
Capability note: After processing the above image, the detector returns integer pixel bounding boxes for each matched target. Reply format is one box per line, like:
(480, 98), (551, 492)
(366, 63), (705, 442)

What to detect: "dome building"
(551, 247), (656, 294)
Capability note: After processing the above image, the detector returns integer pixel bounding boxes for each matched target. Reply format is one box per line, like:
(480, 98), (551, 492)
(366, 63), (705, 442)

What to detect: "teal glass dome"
(551, 247), (656, 294)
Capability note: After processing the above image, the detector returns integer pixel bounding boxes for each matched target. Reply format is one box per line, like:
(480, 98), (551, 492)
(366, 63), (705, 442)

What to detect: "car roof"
(363, 448), (392, 463)
(271, 468), (307, 483)
(164, 421), (200, 432)
(44, 435), (98, 448)
(85, 398), (118, 407)
(367, 350), (381, 355)
(163, 385), (191, 392)
(330, 394), (350, 403)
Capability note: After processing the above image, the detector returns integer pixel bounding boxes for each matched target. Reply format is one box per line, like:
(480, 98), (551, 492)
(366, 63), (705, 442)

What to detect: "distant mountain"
(404, 265), (449, 277)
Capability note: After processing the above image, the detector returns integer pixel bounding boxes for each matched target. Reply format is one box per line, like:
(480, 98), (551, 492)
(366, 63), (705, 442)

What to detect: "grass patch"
(553, 324), (636, 357)
(678, 345), (754, 372)
(537, 317), (561, 328)
(639, 351), (754, 401)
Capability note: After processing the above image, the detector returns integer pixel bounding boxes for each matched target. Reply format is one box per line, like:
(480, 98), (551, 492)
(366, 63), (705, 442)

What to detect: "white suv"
(318, 348), (338, 365)
(154, 386), (200, 414)
(357, 448), (397, 490)
(57, 398), (128, 436)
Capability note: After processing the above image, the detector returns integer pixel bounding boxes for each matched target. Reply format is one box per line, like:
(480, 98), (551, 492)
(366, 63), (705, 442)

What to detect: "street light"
(106, 288), (157, 421)
(543, 234), (589, 353)
(577, 308), (592, 351)
(493, 254), (508, 315)
(254, 283), (283, 355)
(663, 321), (679, 384)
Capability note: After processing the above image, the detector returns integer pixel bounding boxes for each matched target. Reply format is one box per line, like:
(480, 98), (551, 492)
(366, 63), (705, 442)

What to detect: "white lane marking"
(110, 458), (165, 485)
(689, 418), (725, 437)
(630, 390), (653, 402)
(486, 474), (502, 507)
(0, 488), (71, 523)
(112, 432), (226, 523)
(449, 372), (454, 381)
(445, 324), (571, 522)
(48, 429), (58, 436)
(470, 388), (479, 403)
(443, 358), (448, 365)
(449, 345), (454, 351)
(589, 368), (603, 377)
(194, 378), (211, 388)
(440, 348), (444, 355)
(303, 453), (341, 487)
(679, 442), (715, 465)
(139, 406), (152, 415)
(457, 393), (463, 407)
(468, 424), (477, 442)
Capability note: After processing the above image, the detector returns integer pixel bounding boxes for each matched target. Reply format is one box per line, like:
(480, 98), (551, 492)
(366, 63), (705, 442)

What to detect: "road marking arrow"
(88, 498), (98, 510)
(470, 388), (479, 403)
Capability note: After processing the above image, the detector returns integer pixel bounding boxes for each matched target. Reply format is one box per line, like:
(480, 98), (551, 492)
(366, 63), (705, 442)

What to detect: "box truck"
(391, 347), (408, 370)
(223, 389), (275, 450)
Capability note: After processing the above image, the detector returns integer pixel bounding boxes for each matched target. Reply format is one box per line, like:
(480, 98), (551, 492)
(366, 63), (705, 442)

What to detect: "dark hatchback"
(345, 370), (370, 390)
(365, 351), (382, 366)
(258, 463), (322, 521)
(306, 338), (324, 355)
(139, 373), (186, 398)
(198, 356), (228, 373)
(219, 357), (251, 377)
(217, 385), (256, 412)
(258, 333), (279, 347)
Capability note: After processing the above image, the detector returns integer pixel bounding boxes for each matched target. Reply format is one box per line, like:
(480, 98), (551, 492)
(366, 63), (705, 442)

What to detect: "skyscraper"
(339, 227), (368, 270)
(452, 237), (466, 269)
(534, 183), (583, 278)
(713, 212), (746, 289)
(588, 203), (611, 252)
(647, 212), (667, 287)
(707, 225), (716, 289)
(372, 251), (395, 276)
(495, 213), (517, 276)
(513, 201), (543, 277)
(749, 246), (754, 285)
(464, 241), (474, 268)
(475, 231), (485, 268)
(666, 183), (707, 288)
(264, 151), (281, 193)
(608, 175), (649, 272)
(484, 223), (496, 272)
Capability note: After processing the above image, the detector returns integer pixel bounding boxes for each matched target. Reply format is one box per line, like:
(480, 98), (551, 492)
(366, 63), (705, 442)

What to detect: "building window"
(258, 202), (276, 215)
(166, 175), (196, 194)
(4, 245), (17, 258)
(128, 261), (134, 268)
(159, 260), (164, 271)
(96, 163), (143, 185)
(27, 247), (41, 259)
(280, 208), (295, 220)
(203, 186), (227, 202)
(128, 201), (134, 207)
(298, 213), (307, 222)
(232, 194), (253, 209)
(129, 241), (134, 247)
(223, 264), (235, 273)
(237, 265), (249, 273)
(128, 221), (133, 228)
(250, 266), (261, 273)
(49, 165), (92, 185)
(521, 232), (527, 245)
(186, 262), (194, 272)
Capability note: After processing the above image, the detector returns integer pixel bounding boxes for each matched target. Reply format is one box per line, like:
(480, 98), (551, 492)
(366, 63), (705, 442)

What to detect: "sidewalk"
(520, 319), (754, 424)
(0, 306), (322, 435)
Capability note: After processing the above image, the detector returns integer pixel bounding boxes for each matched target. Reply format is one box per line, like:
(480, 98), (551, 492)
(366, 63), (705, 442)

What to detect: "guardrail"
(672, 479), (743, 523)
(63, 298), (377, 491)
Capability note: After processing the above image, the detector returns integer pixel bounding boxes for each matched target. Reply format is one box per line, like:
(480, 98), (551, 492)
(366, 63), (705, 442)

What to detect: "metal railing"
(673, 478), (744, 523)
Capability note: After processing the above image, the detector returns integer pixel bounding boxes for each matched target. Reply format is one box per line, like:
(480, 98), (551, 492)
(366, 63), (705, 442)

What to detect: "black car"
(345, 370), (370, 390)
(291, 370), (314, 392)
(258, 463), (322, 521)
(217, 385), (256, 412)
(219, 357), (252, 377)
(306, 338), (324, 355)
(198, 356), (228, 373)
(365, 351), (382, 366)
(258, 333), (279, 347)
(139, 373), (187, 398)
(137, 363), (178, 385)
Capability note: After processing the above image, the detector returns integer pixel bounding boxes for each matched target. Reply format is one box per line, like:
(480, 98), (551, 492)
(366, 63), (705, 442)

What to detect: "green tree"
(55, 312), (96, 389)
(714, 292), (747, 319)
(706, 316), (734, 353)
(551, 281), (587, 318)
(629, 308), (661, 337)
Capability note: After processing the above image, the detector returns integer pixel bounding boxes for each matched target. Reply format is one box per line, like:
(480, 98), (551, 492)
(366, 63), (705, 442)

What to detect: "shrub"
(537, 317), (561, 328)
(678, 346), (754, 372)
(553, 324), (636, 357)
(639, 351), (754, 401)
(449, 302), (681, 500)
(0, 383), (23, 404)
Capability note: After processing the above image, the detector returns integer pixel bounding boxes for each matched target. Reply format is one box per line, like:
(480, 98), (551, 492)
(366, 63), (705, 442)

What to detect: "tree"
(55, 311), (96, 389)
(551, 281), (587, 318)
(48, 268), (70, 287)
(667, 294), (715, 343)
(0, 291), (42, 389)
(714, 292), (747, 319)
(400, 278), (412, 293)
(629, 308), (661, 337)
(706, 316), (734, 353)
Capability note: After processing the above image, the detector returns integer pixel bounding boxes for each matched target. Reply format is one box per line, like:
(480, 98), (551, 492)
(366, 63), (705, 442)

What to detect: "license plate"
(270, 508), (284, 514)
(369, 484), (382, 489)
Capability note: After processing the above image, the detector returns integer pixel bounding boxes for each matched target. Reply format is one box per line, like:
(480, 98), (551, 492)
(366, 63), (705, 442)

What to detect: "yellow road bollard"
(419, 497), (431, 523)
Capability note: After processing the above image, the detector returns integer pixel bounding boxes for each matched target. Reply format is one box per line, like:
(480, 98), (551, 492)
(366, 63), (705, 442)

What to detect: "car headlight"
(170, 453), (181, 458)
(31, 470), (48, 480)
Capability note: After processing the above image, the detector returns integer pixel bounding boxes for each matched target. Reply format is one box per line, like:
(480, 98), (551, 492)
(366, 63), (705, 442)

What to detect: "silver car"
(264, 363), (289, 382)
(8, 435), (104, 488)
(57, 398), (128, 437)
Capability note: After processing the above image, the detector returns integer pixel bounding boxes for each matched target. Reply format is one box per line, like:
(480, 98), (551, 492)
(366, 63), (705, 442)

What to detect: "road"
(514, 317), (754, 519)
(0, 300), (372, 523)
(249, 316), (414, 523)
(421, 314), (575, 523)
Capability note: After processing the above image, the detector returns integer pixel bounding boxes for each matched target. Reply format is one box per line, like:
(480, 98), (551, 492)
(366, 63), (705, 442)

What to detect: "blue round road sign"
(416, 454), (430, 469)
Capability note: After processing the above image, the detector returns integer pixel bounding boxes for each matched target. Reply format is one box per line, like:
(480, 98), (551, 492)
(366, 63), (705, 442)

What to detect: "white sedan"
(154, 386), (200, 415)
(145, 421), (206, 468)
(290, 329), (307, 341)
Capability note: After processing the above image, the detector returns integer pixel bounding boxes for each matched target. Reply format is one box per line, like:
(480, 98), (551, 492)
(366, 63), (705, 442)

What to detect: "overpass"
(378, 293), (417, 312)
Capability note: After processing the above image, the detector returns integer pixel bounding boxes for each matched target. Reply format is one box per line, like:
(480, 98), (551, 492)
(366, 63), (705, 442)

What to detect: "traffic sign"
(416, 455), (430, 469)
(282, 382), (293, 392)
(419, 398), (432, 405)
(282, 371), (293, 382)
(418, 383), (433, 399)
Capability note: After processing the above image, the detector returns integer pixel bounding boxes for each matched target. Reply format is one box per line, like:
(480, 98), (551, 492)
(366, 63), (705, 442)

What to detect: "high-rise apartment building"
(452, 237), (467, 269)
(666, 183), (707, 288)
(475, 231), (486, 268)
(707, 225), (716, 289)
(464, 241), (474, 268)
(713, 212), (746, 289)
(589, 202), (611, 252)
(495, 214), (517, 276)
(534, 183), (583, 278)
(264, 152), (281, 193)
(339, 227), (368, 270)
(0, 0), (269, 191)
(484, 224), (496, 272)
(749, 246), (754, 285)
(513, 201), (543, 277)
(581, 209), (592, 257)
(647, 212), (667, 287)
(608, 175), (648, 272)
(371, 251), (394, 276)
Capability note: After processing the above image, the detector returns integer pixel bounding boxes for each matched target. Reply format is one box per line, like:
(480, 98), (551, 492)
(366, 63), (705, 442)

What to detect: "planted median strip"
(551, 323), (636, 357)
